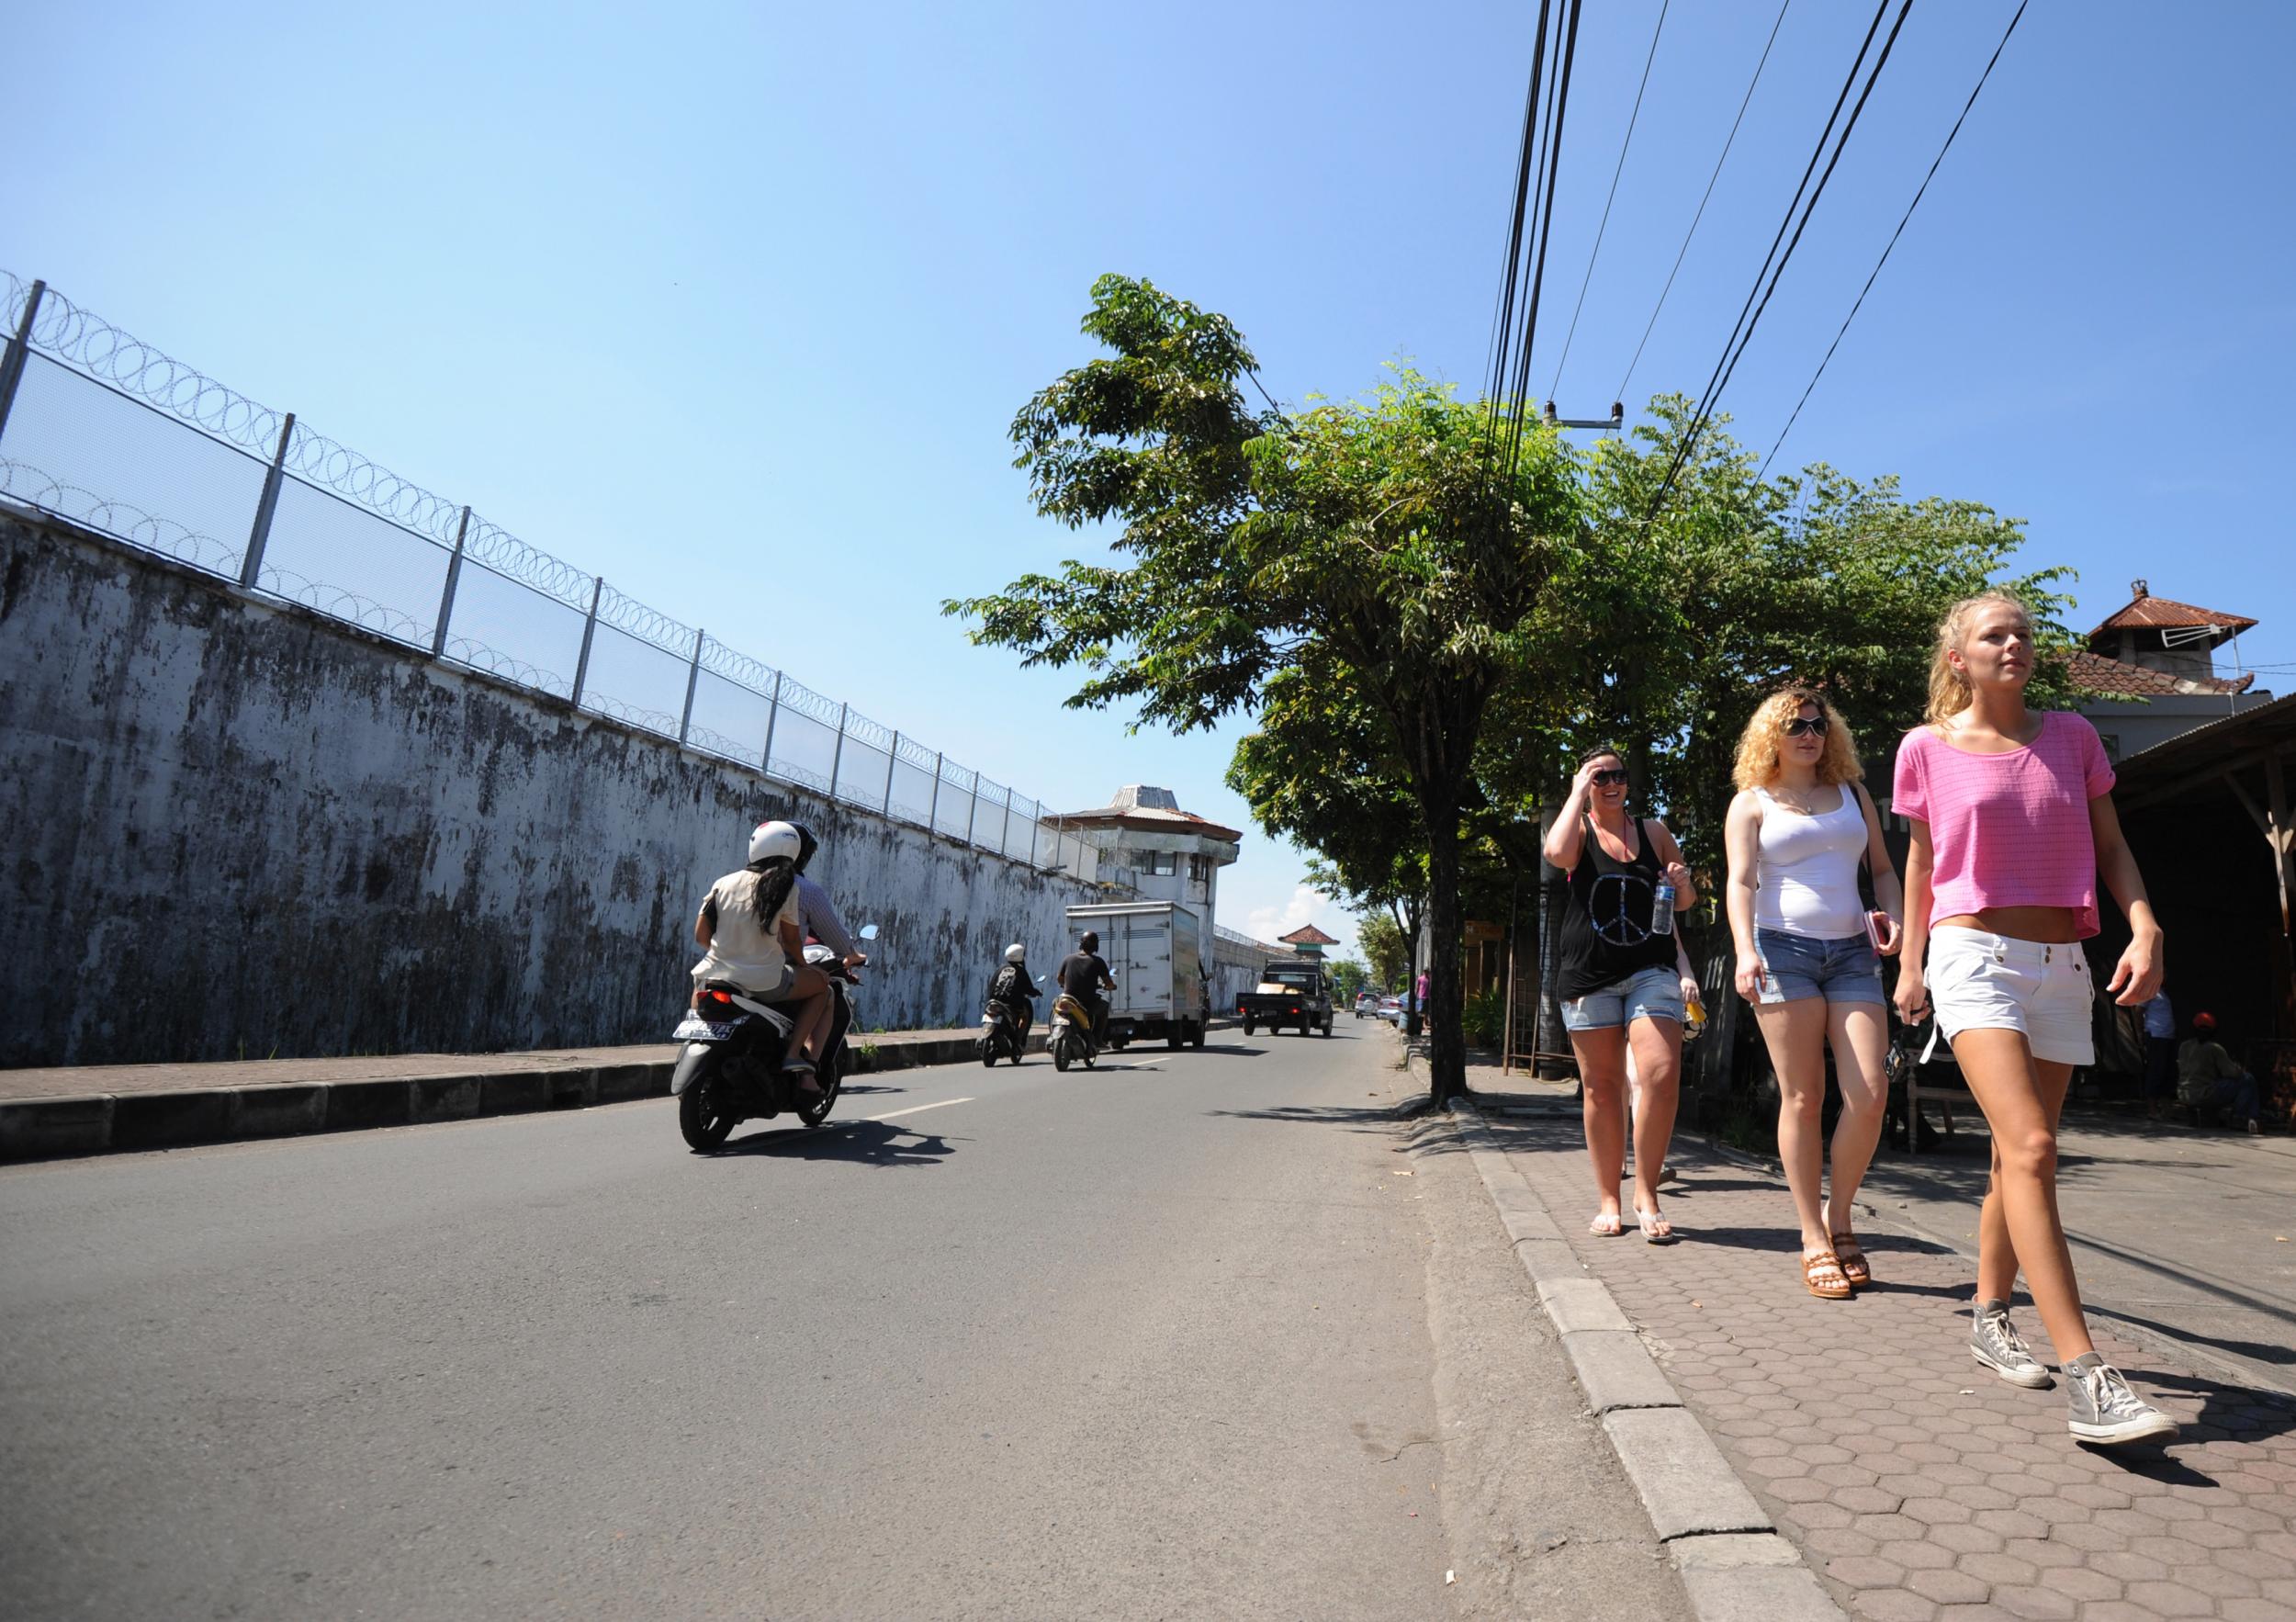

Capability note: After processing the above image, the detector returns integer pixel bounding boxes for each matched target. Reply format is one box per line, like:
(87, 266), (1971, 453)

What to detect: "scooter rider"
(774, 819), (869, 972)
(987, 943), (1041, 1039)
(1056, 929), (1117, 1044)
(692, 821), (832, 1094)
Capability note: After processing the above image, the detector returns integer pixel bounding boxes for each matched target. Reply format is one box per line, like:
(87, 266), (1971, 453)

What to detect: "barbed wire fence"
(0, 270), (1135, 890)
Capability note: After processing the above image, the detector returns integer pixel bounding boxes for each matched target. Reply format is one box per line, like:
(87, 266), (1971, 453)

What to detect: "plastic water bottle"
(1650, 879), (1674, 937)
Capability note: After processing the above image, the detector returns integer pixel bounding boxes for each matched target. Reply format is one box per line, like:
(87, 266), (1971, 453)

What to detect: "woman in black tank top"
(1540, 749), (1700, 1242)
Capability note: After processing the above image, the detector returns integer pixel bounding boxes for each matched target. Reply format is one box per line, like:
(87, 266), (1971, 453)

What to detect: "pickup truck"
(1236, 963), (1334, 1037)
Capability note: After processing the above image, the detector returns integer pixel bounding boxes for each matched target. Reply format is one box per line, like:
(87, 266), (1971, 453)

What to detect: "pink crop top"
(1890, 710), (2115, 939)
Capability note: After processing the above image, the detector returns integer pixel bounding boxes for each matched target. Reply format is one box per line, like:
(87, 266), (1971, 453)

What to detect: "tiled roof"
(1277, 924), (1341, 946)
(2065, 648), (2255, 697)
(1057, 804), (1246, 843)
(2088, 592), (2256, 637)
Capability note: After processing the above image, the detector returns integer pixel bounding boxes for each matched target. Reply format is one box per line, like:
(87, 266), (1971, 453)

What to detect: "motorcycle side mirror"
(859, 923), (880, 941)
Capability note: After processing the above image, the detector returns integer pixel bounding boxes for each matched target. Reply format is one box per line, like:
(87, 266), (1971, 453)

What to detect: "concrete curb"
(0, 1031), (1048, 1164)
(1452, 1101), (1846, 1622)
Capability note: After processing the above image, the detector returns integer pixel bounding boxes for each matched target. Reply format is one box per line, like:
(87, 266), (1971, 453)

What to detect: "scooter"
(980, 999), (1029, 1066)
(1047, 991), (1098, 1073)
(670, 923), (877, 1151)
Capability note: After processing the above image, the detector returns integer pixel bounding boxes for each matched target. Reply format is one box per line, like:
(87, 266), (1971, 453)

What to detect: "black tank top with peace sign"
(1557, 815), (1678, 997)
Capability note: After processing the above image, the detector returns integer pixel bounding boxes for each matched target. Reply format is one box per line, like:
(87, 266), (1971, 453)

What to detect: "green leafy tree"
(1329, 959), (1369, 1002)
(1355, 912), (1409, 993)
(950, 276), (1581, 1103)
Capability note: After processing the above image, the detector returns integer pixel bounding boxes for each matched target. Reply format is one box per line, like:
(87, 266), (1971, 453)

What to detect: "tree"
(1355, 912), (1409, 993)
(1328, 959), (1369, 1002)
(949, 276), (1583, 1104)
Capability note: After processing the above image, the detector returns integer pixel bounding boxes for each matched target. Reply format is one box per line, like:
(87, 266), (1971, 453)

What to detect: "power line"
(1546, 0), (1671, 403)
(1758, 0), (2030, 479)
(1644, 0), (1912, 524)
(1615, 0), (1793, 407)
(1483, 0), (1587, 482)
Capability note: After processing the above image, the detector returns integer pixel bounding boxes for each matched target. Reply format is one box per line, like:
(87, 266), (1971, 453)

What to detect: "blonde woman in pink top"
(1892, 592), (2177, 1447)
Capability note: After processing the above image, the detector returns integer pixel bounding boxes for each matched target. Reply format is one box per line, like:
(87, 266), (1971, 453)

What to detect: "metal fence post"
(963, 771), (979, 846)
(238, 411), (296, 590)
(569, 576), (603, 706)
(759, 670), (783, 775)
(678, 626), (704, 745)
(828, 703), (849, 801)
(999, 788), (1015, 857)
(928, 752), (944, 837)
(430, 504), (470, 658)
(884, 732), (900, 814)
(0, 279), (45, 449)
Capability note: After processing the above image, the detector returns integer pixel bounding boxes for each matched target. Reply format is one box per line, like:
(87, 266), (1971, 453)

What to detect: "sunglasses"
(1590, 768), (1629, 785)
(1784, 715), (1829, 738)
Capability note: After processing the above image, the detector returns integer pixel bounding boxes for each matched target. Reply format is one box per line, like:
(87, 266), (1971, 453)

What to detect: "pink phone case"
(1863, 910), (1886, 951)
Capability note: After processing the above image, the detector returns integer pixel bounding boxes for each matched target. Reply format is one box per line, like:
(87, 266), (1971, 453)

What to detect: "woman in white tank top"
(1722, 689), (1905, 1301)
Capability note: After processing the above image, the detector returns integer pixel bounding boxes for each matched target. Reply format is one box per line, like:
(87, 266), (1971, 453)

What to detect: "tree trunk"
(1421, 780), (1469, 1104)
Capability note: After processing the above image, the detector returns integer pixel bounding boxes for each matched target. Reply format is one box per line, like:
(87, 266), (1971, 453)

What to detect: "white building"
(2073, 580), (2275, 760)
(1057, 784), (1242, 923)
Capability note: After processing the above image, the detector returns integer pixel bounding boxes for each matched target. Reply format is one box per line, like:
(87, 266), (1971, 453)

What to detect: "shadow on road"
(706, 1120), (960, 1169)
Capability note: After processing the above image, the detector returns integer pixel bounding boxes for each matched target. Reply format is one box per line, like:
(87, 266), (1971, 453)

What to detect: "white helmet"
(1004, 942), (1028, 964)
(748, 820), (803, 866)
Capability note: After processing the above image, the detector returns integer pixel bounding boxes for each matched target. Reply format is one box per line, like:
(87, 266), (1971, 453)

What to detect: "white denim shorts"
(1926, 925), (2096, 1066)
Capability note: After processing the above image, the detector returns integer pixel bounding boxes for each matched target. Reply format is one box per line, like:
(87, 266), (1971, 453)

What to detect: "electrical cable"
(1616, 0), (1792, 407)
(1547, 0), (1671, 403)
(1645, 0), (1910, 524)
(1757, 0), (2029, 479)
(1505, 0), (1587, 477)
(1483, 0), (1559, 452)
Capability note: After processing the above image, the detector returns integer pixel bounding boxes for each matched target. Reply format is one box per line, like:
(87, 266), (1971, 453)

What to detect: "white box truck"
(1063, 901), (1208, 1051)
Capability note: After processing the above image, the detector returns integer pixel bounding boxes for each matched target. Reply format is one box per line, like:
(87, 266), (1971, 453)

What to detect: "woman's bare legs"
(1754, 998), (1832, 1252)
(1822, 1003), (1891, 1245)
(784, 963), (833, 1072)
(1626, 1015), (1683, 1232)
(1572, 1026), (1629, 1228)
(1955, 1031), (2090, 1361)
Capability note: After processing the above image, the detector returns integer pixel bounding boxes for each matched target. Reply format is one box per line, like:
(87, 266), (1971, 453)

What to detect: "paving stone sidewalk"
(1474, 1102), (2296, 1622)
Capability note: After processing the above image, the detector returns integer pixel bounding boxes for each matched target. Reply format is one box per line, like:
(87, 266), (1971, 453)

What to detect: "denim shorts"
(1561, 963), (1685, 1031)
(1753, 927), (1885, 1007)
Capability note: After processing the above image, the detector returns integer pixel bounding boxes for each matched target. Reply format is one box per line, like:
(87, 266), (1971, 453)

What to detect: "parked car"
(1375, 997), (1404, 1024)
(1354, 990), (1379, 1019)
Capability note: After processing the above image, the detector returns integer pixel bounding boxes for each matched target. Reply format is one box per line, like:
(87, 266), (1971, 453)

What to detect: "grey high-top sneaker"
(1970, 1302), (2052, 1388)
(2065, 1355), (2179, 1446)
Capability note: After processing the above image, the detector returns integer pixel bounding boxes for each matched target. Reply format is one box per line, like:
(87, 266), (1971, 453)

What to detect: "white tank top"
(1752, 785), (1867, 939)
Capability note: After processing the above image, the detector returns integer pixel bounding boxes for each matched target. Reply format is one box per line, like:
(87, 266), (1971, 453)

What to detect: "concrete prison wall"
(0, 509), (1112, 1067)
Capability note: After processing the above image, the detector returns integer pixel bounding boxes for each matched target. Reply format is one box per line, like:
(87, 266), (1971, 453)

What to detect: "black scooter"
(670, 924), (877, 1151)
(980, 998), (1030, 1066)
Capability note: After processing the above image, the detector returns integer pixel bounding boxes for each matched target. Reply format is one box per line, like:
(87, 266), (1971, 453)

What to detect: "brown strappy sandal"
(1829, 1233), (1871, 1289)
(1803, 1249), (1852, 1300)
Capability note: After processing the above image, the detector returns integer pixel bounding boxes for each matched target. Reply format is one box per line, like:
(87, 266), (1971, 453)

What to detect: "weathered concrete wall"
(0, 510), (1109, 1067)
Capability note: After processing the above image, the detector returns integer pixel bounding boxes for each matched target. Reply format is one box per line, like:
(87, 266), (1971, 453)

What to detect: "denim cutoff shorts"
(1753, 927), (1885, 1007)
(1561, 963), (1686, 1031)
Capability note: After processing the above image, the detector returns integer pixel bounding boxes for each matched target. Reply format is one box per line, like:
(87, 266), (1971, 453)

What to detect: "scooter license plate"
(672, 1017), (734, 1041)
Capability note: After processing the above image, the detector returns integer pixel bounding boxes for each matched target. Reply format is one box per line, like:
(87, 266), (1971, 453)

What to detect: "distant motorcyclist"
(778, 820), (869, 972)
(986, 943), (1041, 1038)
(1056, 929), (1117, 1043)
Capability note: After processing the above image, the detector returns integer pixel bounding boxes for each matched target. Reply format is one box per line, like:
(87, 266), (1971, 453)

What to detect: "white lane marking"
(866, 1098), (976, 1121)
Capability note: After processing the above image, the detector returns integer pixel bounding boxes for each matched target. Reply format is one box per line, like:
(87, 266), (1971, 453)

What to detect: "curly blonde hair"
(1926, 591), (2031, 724)
(1732, 687), (1863, 791)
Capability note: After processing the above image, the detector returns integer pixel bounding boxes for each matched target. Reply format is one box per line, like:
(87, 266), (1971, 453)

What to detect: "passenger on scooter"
(1056, 929), (1116, 1044)
(691, 822), (832, 1094)
(987, 943), (1041, 1039)
(782, 820), (870, 973)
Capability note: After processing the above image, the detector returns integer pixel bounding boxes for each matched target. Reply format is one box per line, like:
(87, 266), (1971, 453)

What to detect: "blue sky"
(9, 0), (2291, 960)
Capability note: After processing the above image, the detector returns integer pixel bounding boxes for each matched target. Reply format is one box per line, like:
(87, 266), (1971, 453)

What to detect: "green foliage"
(1329, 959), (1369, 1001)
(1458, 986), (1507, 1049)
(1355, 913), (1408, 991)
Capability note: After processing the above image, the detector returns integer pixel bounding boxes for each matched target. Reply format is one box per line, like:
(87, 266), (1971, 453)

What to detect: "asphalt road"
(0, 1020), (1687, 1620)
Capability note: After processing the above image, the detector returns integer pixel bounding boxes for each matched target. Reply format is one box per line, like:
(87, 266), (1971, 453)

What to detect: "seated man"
(1057, 930), (1117, 1042)
(987, 944), (1040, 1038)
(2178, 1012), (2261, 1135)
